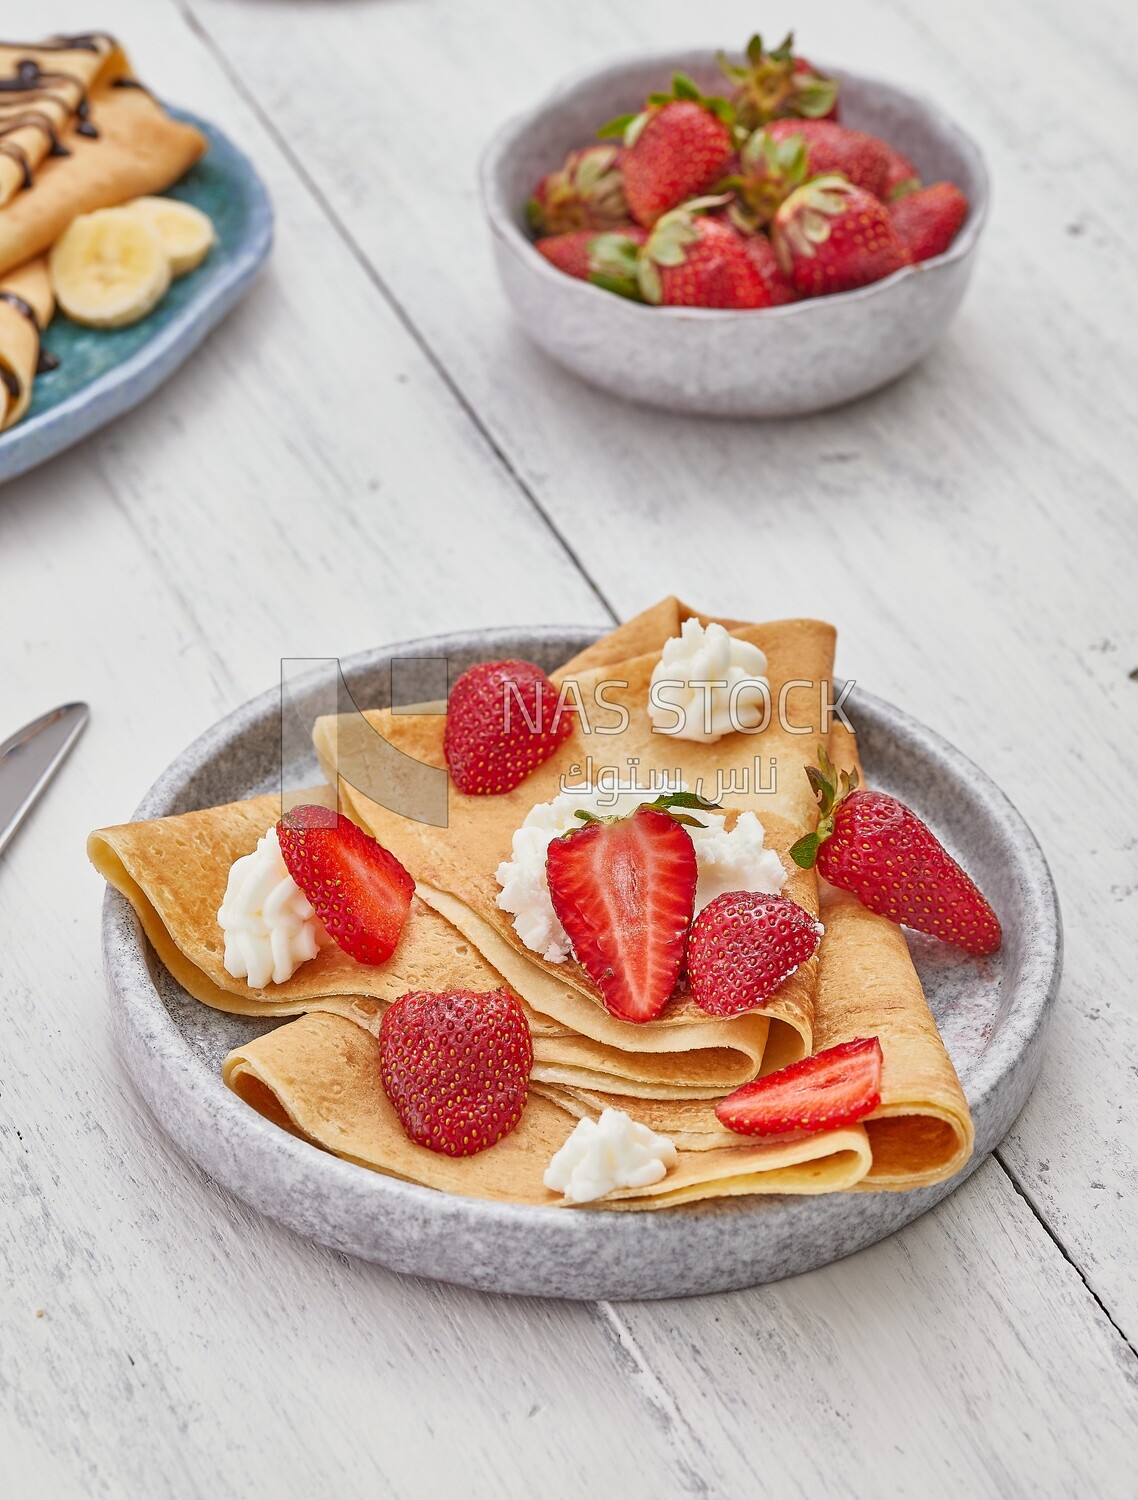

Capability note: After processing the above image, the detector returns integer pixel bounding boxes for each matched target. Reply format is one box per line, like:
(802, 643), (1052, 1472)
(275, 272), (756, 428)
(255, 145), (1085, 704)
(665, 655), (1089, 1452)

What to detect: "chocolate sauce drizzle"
(0, 289), (58, 404)
(0, 34), (120, 190)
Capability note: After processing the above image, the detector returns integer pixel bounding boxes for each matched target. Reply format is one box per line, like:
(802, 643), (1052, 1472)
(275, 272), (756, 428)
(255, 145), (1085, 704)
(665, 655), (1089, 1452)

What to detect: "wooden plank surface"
(0, 2), (1134, 1496)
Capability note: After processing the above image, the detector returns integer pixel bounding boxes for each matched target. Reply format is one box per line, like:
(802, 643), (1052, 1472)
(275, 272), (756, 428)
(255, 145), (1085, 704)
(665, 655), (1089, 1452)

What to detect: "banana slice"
(122, 196), (217, 277)
(50, 210), (171, 329)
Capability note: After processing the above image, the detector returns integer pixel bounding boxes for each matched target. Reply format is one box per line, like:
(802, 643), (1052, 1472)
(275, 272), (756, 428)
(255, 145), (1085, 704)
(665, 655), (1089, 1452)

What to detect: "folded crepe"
(541, 724), (975, 1190)
(0, 35), (121, 208)
(0, 49), (206, 276)
(0, 255), (52, 429)
(221, 1011), (873, 1208)
(88, 788), (770, 1097)
(317, 607), (837, 1078)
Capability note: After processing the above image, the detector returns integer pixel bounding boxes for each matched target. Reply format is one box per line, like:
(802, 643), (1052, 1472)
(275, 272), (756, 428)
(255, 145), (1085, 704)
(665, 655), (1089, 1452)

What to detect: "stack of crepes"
(88, 599), (974, 1208)
(0, 34), (206, 429)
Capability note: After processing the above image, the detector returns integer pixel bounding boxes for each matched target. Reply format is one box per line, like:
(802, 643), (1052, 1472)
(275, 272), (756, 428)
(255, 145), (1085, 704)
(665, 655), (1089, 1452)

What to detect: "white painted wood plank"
(184, 0), (1138, 1347)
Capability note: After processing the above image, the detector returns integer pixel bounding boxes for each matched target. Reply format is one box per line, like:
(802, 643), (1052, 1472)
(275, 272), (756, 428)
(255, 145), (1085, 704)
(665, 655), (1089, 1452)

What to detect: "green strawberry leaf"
(789, 832), (822, 869)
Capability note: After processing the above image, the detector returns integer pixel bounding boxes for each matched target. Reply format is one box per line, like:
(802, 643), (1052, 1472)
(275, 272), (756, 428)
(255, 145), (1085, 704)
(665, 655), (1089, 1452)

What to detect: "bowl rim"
(479, 48), (990, 322)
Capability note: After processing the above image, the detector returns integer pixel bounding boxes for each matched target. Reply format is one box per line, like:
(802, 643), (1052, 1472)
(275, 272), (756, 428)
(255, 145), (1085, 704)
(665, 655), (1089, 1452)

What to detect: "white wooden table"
(3, 2), (1136, 1494)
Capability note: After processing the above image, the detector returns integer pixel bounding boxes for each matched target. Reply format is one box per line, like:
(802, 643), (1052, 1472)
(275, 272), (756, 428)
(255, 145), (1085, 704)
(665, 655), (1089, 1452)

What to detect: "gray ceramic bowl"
(101, 627), (1059, 1300)
(481, 52), (989, 417)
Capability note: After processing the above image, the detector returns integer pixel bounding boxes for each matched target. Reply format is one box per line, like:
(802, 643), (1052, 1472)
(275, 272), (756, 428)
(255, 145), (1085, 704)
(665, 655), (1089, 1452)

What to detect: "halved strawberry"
(716, 1036), (883, 1136)
(687, 891), (822, 1016)
(276, 806), (414, 965)
(546, 803), (698, 1022)
(444, 659), (573, 795)
(379, 988), (533, 1156)
(790, 746), (1002, 955)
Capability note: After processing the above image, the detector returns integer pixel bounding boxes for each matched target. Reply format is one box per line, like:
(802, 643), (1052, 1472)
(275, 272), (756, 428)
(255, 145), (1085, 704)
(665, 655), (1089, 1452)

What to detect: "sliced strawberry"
(687, 891), (822, 1016)
(716, 1037), (883, 1136)
(276, 806), (413, 965)
(889, 182), (968, 262)
(444, 658), (573, 796)
(379, 988), (533, 1156)
(790, 747), (1002, 955)
(546, 805), (698, 1022)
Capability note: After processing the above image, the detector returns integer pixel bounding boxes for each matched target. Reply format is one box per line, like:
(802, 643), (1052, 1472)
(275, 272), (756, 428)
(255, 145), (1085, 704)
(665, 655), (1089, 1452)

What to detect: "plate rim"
(102, 624), (1062, 1298)
(0, 106), (274, 486)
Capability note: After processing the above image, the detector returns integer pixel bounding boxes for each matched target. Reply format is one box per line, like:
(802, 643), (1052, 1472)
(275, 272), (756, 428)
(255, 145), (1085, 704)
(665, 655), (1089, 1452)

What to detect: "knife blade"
(0, 702), (89, 860)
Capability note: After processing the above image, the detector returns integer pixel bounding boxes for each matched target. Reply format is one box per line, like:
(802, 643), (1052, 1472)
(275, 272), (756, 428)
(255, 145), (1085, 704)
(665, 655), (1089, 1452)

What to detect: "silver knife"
(0, 702), (89, 860)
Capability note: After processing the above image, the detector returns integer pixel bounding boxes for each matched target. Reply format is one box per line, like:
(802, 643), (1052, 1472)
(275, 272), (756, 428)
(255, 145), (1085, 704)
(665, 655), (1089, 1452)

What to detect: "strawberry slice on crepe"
(546, 802), (699, 1023)
(716, 1036), (883, 1136)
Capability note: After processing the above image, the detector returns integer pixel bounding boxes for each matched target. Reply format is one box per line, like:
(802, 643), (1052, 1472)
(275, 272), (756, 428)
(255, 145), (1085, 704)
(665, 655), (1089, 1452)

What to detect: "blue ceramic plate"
(0, 107), (273, 485)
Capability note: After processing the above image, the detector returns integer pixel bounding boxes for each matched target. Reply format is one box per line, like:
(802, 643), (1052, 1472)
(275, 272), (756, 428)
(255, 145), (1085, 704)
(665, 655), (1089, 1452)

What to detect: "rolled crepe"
(0, 61), (206, 276)
(87, 790), (771, 1098)
(318, 609), (837, 1073)
(0, 255), (52, 429)
(221, 1011), (873, 1208)
(0, 35), (122, 208)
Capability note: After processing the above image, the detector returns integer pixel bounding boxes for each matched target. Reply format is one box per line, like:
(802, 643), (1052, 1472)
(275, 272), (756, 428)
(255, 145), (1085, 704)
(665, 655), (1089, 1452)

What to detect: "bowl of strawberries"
(481, 32), (988, 417)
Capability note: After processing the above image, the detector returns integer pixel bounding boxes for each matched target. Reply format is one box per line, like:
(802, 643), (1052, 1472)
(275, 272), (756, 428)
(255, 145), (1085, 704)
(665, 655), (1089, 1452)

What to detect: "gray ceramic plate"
(0, 108), (273, 486)
(102, 627), (1061, 1300)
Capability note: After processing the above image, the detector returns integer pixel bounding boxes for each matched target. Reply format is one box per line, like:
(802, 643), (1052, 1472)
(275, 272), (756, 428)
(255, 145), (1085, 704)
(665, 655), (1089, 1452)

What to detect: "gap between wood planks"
(172, 0), (1138, 1374)
(170, 0), (618, 631)
(994, 1150), (1138, 1363)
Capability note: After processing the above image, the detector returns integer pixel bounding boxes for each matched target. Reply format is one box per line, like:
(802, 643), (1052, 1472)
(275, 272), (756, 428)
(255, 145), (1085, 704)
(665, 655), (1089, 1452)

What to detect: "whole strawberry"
(687, 891), (822, 1016)
(790, 747), (1002, 955)
(444, 659), (573, 795)
(724, 126), (810, 231)
(740, 229), (797, 304)
(882, 144), (921, 201)
(535, 226), (647, 298)
(277, 806), (414, 965)
(718, 33), (839, 130)
(766, 118), (893, 200)
(890, 182), (968, 262)
(526, 145), (629, 236)
(379, 988), (533, 1156)
(546, 800), (700, 1022)
(638, 205), (778, 309)
(602, 75), (735, 227)
(772, 175), (909, 296)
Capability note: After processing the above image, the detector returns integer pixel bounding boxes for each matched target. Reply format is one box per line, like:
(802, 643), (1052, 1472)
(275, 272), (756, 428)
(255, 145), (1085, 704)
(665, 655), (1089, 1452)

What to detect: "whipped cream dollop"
(496, 783), (787, 962)
(648, 618), (769, 743)
(544, 1109), (678, 1204)
(217, 826), (330, 989)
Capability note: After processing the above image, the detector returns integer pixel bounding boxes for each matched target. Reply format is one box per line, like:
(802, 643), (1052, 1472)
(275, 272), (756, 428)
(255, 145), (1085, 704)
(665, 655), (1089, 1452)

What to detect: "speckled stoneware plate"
(0, 108), (272, 486)
(102, 627), (1061, 1300)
